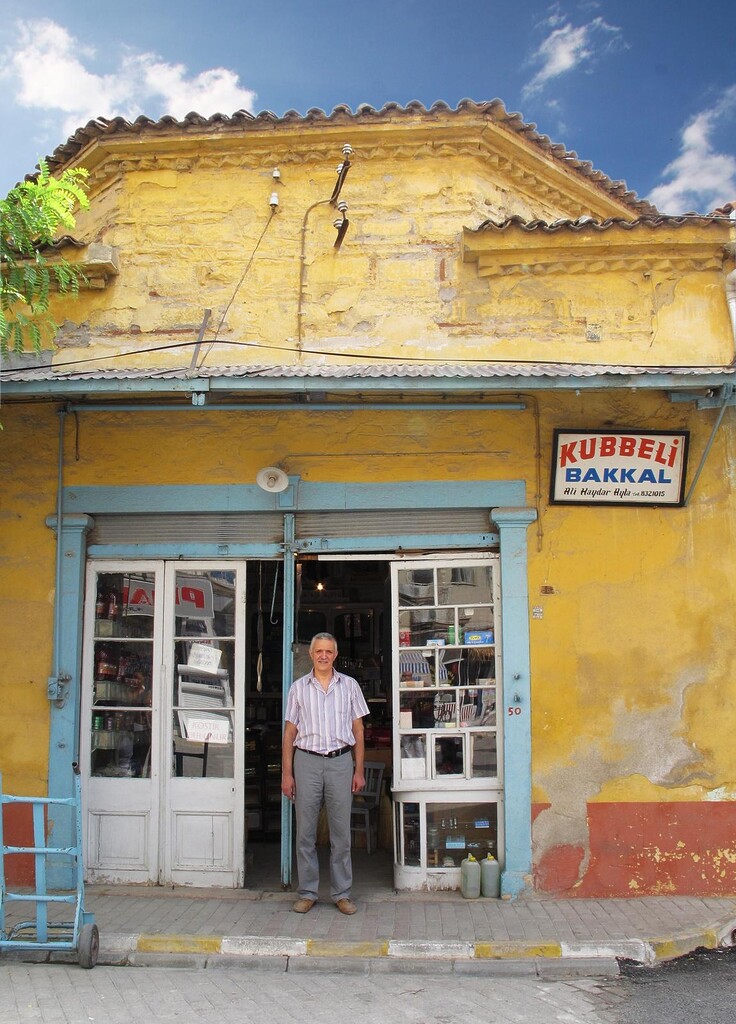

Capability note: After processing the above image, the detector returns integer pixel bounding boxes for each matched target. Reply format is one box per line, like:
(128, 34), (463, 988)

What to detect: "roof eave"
(1, 365), (733, 402)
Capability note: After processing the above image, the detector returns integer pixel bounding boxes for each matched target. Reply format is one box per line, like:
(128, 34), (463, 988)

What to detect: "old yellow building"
(1, 100), (735, 897)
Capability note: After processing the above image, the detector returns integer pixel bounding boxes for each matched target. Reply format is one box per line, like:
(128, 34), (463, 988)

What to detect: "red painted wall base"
(1, 803), (36, 886)
(534, 801), (736, 897)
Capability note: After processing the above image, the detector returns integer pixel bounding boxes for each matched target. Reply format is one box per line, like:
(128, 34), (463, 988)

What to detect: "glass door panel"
(90, 571), (155, 780)
(392, 557), (500, 789)
(164, 564), (245, 886)
(171, 570), (237, 780)
(83, 562), (163, 884)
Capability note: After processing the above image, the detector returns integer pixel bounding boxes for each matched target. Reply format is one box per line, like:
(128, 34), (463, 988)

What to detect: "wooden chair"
(350, 761), (385, 855)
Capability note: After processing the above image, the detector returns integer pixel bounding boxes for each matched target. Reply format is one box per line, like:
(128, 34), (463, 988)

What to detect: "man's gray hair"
(309, 632), (338, 654)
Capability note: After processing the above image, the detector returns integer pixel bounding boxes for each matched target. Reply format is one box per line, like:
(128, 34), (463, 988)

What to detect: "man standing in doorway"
(282, 632), (369, 915)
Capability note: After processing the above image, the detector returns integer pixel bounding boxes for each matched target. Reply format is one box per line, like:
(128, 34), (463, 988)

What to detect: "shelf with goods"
(394, 560), (498, 792)
(244, 724), (283, 837)
(391, 559), (502, 888)
(396, 645), (497, 788)
(245, 729), (263, 831)
(262, 729), (283, 835)
(89, 708), (152, 778)
(90, 575), (154, 779)
(396, 796), (499, 876)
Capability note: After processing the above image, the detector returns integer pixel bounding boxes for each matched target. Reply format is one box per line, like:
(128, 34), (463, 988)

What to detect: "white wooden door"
(81, 561), (245, 886)
(82, 561), (163, 883)
(162, 563), (245, 886)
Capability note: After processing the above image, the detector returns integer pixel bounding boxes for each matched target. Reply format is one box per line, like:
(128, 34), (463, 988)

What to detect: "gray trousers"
(293, 748), (354, 902)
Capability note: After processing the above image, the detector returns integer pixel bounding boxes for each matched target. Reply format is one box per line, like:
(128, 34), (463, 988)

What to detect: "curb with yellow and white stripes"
(102, 921), (736, 967)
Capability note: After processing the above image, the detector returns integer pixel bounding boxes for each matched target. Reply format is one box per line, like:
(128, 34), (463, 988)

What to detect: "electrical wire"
(195, 207), (277, 371)
(5, 336), (734, 375)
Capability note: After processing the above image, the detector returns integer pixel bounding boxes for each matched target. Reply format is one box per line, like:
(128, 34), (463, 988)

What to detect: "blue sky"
(0, 0), (735, 214)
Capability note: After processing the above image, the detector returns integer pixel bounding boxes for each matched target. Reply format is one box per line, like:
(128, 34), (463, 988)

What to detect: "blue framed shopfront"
(48, 479), (536, 896)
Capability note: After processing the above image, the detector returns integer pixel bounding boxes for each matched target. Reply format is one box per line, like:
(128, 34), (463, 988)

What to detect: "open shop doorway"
(244, 557), (394, 892)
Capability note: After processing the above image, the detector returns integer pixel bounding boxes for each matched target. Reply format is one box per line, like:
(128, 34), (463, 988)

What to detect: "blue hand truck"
(0, 762), (99, 968)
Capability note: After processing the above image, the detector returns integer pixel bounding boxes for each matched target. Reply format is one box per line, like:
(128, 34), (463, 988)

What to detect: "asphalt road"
(1, 948), (735, 1024)
(610, 947), (736, 1024)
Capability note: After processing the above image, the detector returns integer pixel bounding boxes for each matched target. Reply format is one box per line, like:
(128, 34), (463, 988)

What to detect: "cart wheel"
(78, 923), (99, 969)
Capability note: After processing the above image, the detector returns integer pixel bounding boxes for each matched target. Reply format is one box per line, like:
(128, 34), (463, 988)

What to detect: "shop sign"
(123, 576), (215, 618)
(550, 429), (689, 506)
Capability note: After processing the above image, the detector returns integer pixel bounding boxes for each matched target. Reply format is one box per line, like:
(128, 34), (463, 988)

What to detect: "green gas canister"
(460, 853), (481, 899)
(481, 853), (500, 897)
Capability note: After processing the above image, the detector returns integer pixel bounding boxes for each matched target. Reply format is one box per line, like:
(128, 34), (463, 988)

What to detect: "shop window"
(470, 732), (497, 778)
(425, 802), (497, 868)
(400, 734), (427, 779)
(400, 802), (421, 867)
(433, 735), (464, 777)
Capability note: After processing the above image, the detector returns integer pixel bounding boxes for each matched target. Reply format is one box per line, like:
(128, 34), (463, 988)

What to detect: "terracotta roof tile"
(39, 99), (656, 215)
(473, 214), (730, 233)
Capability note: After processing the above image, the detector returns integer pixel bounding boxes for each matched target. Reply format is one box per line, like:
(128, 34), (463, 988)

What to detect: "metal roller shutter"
(88, 512), (285, 545)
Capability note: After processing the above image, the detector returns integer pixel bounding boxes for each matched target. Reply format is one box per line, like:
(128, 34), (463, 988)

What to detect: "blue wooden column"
(280, 513), (296, 888)
(492, 506), (537, 898)
(44, 513), (93, 884)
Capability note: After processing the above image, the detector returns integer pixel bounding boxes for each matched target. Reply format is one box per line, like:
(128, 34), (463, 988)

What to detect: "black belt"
(299, 745), (351, 759)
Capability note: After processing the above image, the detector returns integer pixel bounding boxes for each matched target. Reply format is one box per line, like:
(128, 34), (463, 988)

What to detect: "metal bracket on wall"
(47, 672), (71, 705)
(668, 383), (736, 410)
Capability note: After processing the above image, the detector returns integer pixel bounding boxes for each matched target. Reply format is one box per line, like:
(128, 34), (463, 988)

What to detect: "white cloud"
(523, 14), (623, 98)
(648, 88), (736, 214)
(2, 18), (257, 139)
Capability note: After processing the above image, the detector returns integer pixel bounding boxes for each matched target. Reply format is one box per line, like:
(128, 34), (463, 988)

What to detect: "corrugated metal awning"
(2, 361), (734, 399)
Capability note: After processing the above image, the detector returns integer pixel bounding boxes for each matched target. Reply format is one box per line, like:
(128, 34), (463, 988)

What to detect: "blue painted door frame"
(48, 481), (536, 893)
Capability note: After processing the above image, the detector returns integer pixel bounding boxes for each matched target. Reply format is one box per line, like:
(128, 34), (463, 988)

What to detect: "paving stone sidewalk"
(3, 884), (736, 972)
(79, 886), (736, 969)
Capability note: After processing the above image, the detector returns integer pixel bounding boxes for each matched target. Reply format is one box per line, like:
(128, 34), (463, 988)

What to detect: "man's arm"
(351, 716), (365, 793)
(281, 720), (298, 800)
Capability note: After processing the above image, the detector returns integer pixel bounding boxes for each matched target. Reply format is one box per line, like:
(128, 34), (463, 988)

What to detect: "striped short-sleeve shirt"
(285, 670), (369, 754)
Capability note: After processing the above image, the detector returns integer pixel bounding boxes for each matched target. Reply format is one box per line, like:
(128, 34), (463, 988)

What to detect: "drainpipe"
(47, 406), (71, 705)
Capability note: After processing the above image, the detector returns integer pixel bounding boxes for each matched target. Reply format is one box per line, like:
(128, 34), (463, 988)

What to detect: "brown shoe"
(292, 898), (316, 914)
(335, 898), (356, 915)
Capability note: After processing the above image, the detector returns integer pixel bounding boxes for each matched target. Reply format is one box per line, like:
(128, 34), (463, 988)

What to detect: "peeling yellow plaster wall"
(529, 389), (736, 878)
(58, 406), (534, 487)
(532, 392), (736, 776)
(0, 406), (59, 793)
(46, 119), (733, 369)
